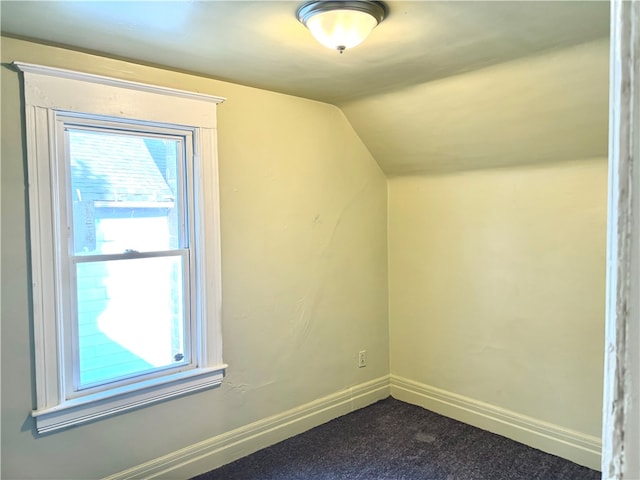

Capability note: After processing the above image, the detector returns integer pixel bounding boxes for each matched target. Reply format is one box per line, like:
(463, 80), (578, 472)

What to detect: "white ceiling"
(1, 1), (610, 174)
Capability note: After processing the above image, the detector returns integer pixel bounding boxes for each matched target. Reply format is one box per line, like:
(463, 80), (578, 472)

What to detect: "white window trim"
(14, 62), (227, 434)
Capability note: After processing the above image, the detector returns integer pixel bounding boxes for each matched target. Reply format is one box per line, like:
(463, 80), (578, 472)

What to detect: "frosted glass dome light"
(297, 1), (387, 54)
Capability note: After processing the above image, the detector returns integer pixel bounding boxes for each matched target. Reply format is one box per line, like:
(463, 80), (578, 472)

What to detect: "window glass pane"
(68, 129), (182, 255)
(76, 256), (187, 389)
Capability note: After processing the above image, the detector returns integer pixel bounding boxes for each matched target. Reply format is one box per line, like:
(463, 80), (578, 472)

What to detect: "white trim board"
(602, 1), (640, 478)
(390, 375), (601, 471)
(103, 376), (390, 480)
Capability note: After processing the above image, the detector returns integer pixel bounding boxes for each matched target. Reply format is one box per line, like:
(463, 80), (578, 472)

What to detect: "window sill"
(32, 364), (227, 434)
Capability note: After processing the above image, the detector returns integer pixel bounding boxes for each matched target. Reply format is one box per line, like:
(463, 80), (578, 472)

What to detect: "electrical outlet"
(358, 350), (367, 368)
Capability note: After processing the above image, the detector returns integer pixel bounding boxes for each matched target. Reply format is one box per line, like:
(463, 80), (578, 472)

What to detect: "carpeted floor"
(192, 397), (600, 480)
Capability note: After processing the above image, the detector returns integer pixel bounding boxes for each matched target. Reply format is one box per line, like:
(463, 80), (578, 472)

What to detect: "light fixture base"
(296, 1), (387, 26)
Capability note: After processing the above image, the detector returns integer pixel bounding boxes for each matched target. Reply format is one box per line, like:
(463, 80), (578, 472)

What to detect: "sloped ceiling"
(0, 1), (610, 175)
(343, 38), (609, 175)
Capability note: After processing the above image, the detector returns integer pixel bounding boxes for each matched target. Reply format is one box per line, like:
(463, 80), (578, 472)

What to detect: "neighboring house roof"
(69, 130), (175, 204)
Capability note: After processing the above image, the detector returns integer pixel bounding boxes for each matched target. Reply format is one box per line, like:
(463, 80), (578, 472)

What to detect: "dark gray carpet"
(192, 397), (600, 480)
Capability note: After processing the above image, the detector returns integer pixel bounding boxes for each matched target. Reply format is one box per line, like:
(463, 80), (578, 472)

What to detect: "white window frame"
(61, 119), (195, 396)
(15, 62), (227, 434)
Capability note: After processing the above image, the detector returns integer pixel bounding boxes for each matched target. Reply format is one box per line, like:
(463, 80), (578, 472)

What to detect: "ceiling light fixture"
(296, 1), (387, 54)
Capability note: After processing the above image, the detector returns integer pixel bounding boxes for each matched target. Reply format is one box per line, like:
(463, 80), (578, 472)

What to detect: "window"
(16, 62), (226, 433)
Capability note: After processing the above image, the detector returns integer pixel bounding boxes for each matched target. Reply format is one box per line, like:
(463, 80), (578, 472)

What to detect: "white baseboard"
(390, 374), (602, 471)
(103, 375), (390, 480)
(105, 374), (601, 479)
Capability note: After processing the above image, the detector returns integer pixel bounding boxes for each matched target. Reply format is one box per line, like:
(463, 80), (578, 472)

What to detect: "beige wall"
(1, 37), (389, 479)
(389, 159), (606, 437)
(1, 33), (608, 479)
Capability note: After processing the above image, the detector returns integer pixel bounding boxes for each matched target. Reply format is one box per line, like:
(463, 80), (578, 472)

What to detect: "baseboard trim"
(390, 374), (602, 471)
(105, 374), (601, 478)
(104, 375), (390, 480)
